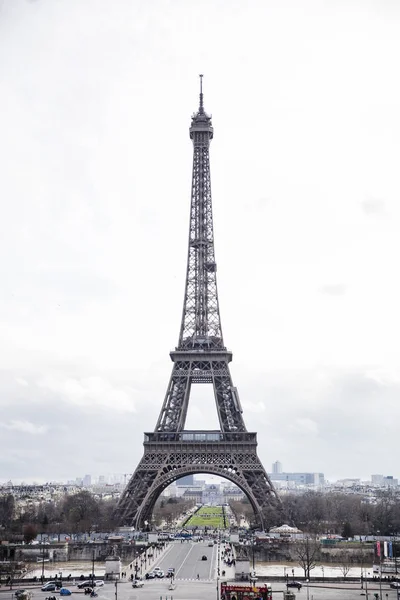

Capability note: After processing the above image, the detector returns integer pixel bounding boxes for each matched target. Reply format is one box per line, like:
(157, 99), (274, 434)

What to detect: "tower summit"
(117, 78), (280, 529)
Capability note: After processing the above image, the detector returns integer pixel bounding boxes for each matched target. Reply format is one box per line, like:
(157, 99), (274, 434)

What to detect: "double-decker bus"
(221, 583), (273, 600)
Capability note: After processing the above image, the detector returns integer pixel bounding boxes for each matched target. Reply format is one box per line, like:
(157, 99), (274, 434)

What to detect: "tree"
(62, 491), (100, 535)
(0, 495), (15, 528)
(338, 550), (352, 578)
(294, 536), (320, 579)
(342, 521), (353, 539)
(23, 523), (38, 543)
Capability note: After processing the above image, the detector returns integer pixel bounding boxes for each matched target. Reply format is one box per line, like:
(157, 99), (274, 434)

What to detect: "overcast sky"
(1, 0), (400, 485)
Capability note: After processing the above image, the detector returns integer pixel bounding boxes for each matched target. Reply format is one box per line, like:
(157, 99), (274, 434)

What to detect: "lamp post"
(92, 549), (95, 587)
(41, 540), (45, 583)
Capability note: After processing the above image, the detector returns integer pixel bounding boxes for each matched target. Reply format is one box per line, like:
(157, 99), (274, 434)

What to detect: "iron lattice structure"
(117, 77), (280, 529)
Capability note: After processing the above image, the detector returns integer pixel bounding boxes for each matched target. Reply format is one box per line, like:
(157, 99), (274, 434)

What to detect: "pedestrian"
(197, 574), (199, 580)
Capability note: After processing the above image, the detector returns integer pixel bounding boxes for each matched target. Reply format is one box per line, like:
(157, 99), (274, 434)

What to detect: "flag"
(384, 541), (388, 557)
(388, 542), (393, 558)
(376, 541), (381, 557)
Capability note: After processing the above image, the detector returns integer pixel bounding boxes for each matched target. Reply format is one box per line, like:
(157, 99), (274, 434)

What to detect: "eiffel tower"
(117, 76), (280, 530)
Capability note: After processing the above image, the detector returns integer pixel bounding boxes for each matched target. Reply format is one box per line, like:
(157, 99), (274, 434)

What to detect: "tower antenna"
(199, 73), (204, 112)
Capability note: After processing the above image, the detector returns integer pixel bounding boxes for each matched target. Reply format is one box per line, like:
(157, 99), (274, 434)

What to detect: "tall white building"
(83, 474), (92, 486)
(272, 461), (282, 474)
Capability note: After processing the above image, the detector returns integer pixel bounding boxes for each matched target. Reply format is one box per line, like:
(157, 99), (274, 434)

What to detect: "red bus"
(221, 583), (273, 600)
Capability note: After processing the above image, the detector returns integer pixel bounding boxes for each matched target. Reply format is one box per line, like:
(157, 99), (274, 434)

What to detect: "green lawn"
(185, 506), (227, 529)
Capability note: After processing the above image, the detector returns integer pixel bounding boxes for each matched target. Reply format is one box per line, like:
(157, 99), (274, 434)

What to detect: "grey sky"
(1, 0), (400, 483)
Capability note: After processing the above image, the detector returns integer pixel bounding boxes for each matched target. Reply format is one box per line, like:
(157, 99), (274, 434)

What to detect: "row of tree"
(1, 488), (400, 541)
(0, 493), (195, 541)
(231, 489), (400, 536)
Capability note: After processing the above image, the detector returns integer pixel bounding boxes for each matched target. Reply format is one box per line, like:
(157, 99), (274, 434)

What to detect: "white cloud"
(1, 420), (47, 435)
(37, 375), (136, 413)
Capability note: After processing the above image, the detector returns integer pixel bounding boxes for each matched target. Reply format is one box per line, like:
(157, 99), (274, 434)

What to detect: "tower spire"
(199, 73), (204, 113)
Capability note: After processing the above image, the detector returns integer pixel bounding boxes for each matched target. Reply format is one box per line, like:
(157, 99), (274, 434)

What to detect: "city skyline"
(1, 1), (400, 483)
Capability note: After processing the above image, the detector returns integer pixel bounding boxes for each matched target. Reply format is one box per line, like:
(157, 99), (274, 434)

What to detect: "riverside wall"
(238, 541), (374, 564)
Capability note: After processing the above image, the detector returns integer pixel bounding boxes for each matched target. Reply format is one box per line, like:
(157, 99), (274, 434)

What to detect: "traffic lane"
(154, 541), (194, 574)
(175, 543), (216, 580)
(152, 542), (216, 580)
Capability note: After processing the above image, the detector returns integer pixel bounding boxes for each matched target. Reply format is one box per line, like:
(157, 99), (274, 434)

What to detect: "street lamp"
(91, 549), (95, 586)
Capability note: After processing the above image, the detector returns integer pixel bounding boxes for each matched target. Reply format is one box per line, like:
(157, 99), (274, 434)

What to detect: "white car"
(94, 581), (104, 587)
(132, 580), (144, 588)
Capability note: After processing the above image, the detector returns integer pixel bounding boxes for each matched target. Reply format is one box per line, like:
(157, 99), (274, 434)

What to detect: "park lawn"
(185, 505), (226, 528)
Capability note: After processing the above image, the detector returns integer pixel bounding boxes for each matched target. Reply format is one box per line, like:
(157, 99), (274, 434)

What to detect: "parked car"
(208, 543), (213, 547)
(287, 582), (302, 590)
(390, 582), (400, 589)
(132, 580), (144, 588)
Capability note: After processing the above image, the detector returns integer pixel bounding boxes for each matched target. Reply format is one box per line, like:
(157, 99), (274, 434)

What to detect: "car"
(208, 543), (213, 547)
(287, 581), (302, 590)
(94, 581), (104, 587)
(15, 592), (31, 600)
(201, 555), (207, 561)
(390, 582), (400, 589)
(145, 572), (156, 579)
(42, 583), (62, 592)
(59, 589), (72, 596)
(167, 568), (175, 574)
(155, 570), (164, 578)
(77, 581), (94, 589)
(132, 580), (144, 588)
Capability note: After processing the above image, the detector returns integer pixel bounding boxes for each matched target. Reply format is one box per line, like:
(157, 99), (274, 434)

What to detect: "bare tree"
(338, 550), (352, 578)
(294, 536), (320, 579)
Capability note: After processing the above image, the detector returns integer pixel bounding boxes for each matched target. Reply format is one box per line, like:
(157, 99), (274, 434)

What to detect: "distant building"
(202, 484), (223, 505)
(336, 478), (361, 488)
(272, 461), (282, 474)
(269, 472), (325, 486)
(371, 474), (398, 487)
(383, 476), (398, 487)
(177, 475), (194, 485)
(83, 474), (92, 487)
(371, 474), (384, 486)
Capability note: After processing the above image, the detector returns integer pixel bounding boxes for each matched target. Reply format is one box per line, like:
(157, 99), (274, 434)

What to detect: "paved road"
(151, 541), (217, 580)
(4, 579), (400, 600)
